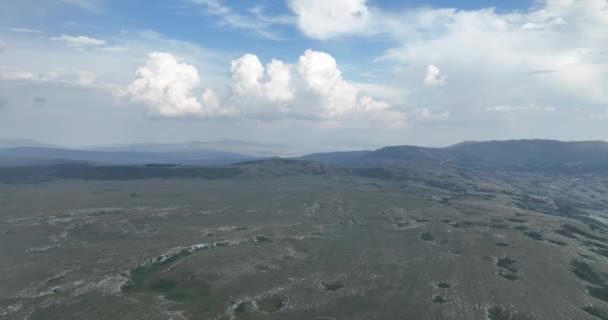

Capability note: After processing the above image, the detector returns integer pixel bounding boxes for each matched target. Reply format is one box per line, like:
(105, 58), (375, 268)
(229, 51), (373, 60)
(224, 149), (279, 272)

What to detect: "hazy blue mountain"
(446, 139), (608, 168)
(297, 145), (446, 167)
(299, 150), (372, 164)
(87, 139), (294, 157)
(4, 139), (608, 171)
(0, 139), (60, 149)
(299, 139), (608, 172)
(0, 147), (256, 167)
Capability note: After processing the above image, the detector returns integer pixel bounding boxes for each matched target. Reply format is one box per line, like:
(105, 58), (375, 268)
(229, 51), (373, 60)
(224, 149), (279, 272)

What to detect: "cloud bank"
(289, 0), (608, 110)
(122, 50), (406, 128)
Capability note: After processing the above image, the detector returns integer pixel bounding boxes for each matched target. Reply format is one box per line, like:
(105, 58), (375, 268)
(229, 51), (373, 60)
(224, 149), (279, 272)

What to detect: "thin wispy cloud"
(487, 104), (556, 113)
(50, 35), (107, 47)
(49, 35), (124, 53)
(189, 0), (294, 40)
(9, 28), (43, 34)
(526, 69), (561, 74)
(0, 66), (115, 91)
(59, 0), (102, 13)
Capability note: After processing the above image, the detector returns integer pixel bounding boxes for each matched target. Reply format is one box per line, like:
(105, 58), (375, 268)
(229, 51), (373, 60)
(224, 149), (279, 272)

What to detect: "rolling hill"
(300, 139), (608, 172)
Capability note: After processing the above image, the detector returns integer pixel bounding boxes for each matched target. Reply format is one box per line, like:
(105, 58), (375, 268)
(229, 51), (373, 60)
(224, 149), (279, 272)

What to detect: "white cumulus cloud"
(358, 96), (407, 128)
(121, 50), (405, 128)
(424, 65), (447, 87)
(227, 49), (404, 126)
(229, 54), (294, 115)
(121, 52), (232, 117)
(296, 49), (358, 117)
(287, 0), (372, 40)
(381, 0), (608, 109)
(264, 59), (295, 103)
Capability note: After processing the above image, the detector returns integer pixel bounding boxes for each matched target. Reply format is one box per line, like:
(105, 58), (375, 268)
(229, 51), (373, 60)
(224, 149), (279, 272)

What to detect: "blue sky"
(0, 0), (607, 150)
(0, 1), (537, 68)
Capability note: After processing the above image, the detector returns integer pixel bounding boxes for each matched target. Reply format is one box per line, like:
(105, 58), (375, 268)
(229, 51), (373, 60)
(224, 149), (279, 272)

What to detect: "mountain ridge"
(2, 139), (608, 171)
(299, 139), (608, 171)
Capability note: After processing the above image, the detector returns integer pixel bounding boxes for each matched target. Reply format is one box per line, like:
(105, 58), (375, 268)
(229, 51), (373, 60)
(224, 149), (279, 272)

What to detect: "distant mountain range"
(2, 139), (608, 172)
(300, 139), (608, 172)
(0, 139), (61, 149)
(0, 147), (257, 167)
(87, 139), (294, 157)
(0, 139), (292, 167)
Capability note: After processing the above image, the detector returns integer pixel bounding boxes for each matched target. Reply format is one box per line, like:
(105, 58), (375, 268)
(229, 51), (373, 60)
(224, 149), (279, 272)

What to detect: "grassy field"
(1, 172), (608, 319)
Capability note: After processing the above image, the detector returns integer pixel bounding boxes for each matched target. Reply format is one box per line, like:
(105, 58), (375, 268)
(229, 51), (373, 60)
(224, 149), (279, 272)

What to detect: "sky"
(0, 0), (607, 150)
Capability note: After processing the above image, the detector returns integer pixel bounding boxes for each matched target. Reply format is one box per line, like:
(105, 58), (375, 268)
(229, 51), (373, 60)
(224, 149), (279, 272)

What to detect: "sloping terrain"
(300, 140), (608, 172)
(1, 154), (608, 319)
